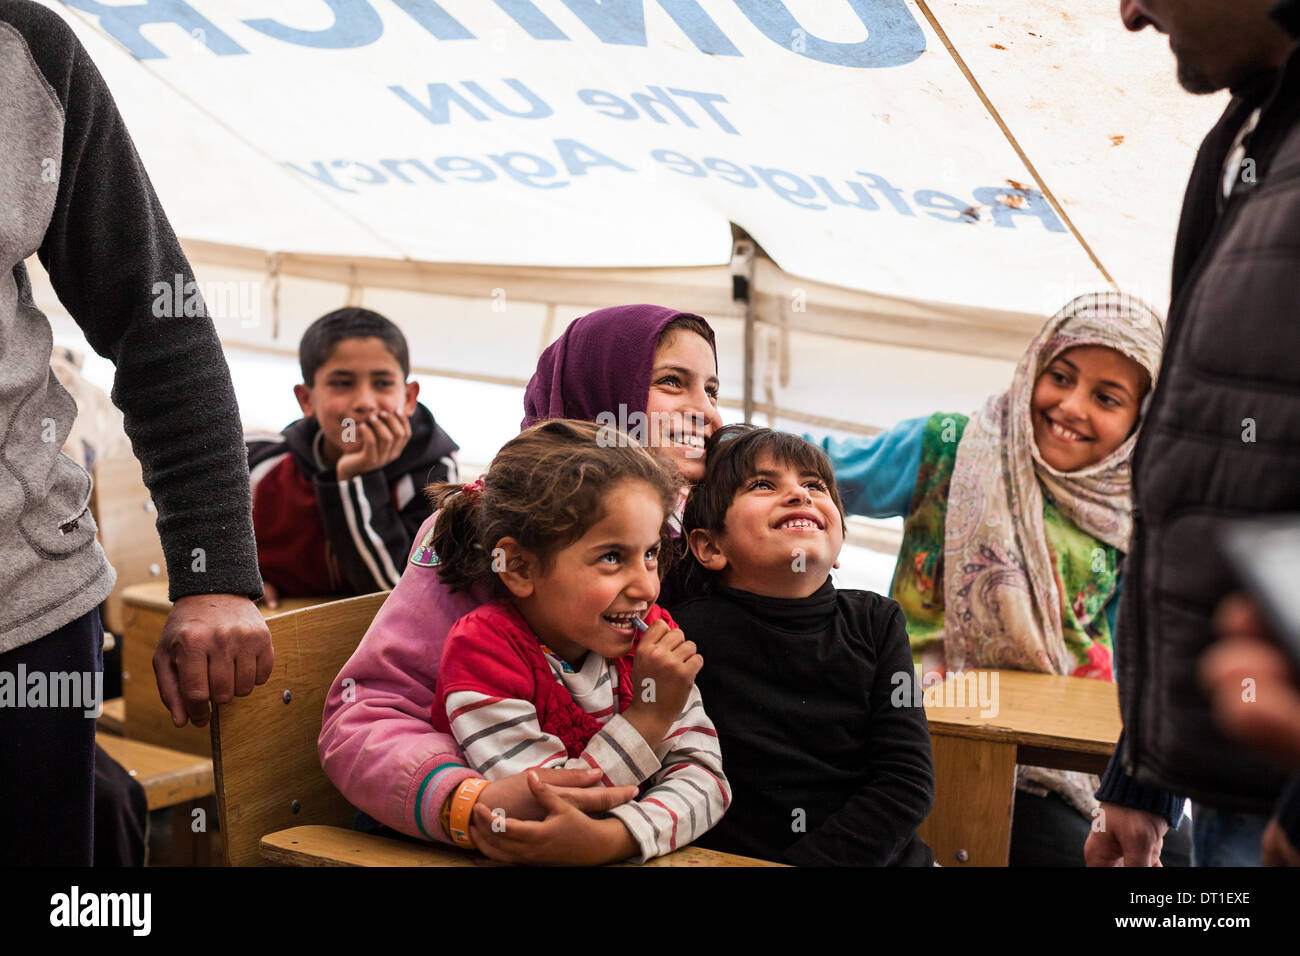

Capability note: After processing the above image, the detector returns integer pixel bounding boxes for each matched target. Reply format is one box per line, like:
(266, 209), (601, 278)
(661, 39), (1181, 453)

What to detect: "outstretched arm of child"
(806, 416), (930, 518)
(780, 601), (934, 866)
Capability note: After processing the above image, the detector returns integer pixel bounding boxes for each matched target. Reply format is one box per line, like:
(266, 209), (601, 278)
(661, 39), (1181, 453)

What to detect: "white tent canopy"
(34, 0), (1226, 436)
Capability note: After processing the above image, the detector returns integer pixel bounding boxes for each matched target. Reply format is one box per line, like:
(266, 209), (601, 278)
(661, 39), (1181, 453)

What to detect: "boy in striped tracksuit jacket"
(247, 308), (459, 598)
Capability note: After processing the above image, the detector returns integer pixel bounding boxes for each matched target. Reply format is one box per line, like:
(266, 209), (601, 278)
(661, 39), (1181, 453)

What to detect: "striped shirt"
(442, 623), (729, 862)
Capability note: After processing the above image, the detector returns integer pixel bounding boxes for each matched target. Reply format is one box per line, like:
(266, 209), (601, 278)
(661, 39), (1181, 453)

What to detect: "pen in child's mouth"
(631, 614), (649, 634)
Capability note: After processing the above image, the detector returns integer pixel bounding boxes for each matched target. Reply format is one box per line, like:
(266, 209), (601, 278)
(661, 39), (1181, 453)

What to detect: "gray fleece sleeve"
(18, 2), (262, 600)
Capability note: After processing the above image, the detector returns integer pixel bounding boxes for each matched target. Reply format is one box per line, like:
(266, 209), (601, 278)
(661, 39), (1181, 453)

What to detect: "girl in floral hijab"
(814, 292), (1170, 864)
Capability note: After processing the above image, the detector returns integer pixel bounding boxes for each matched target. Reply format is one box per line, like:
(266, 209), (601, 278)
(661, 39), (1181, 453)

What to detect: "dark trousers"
(0, 609), (102, 865)
(1010, 789), (1193, 867)
(95, 744), (149, 866)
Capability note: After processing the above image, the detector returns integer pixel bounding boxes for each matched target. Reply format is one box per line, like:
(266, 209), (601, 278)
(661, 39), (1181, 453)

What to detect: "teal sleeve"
(805, 416), (929, 519)
(1105, 571), (1123, 638)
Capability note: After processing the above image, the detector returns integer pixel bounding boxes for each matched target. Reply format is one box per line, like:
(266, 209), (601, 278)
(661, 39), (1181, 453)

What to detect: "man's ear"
(293, 383), (314, 418)
(688, 529), (728, 572)
(493, 537), (535, 599)
(402, 380), (419, 417)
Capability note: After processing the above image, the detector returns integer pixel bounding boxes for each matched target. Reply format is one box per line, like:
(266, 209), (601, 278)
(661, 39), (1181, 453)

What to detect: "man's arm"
(1085, 736), (1187, 866)
(33, 8), (260, 600)
(21, 6), (268, 724)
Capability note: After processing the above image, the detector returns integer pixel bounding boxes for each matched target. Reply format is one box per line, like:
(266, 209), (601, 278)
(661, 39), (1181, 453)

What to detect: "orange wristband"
(448, 777), (490, 849)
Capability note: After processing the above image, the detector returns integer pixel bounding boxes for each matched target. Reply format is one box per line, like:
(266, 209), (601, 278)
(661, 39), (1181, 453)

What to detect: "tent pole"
(731, 238), (756, 424)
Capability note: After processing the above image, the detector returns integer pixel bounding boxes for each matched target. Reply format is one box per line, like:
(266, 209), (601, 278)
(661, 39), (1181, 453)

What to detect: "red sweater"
(432, 601), (674, 757)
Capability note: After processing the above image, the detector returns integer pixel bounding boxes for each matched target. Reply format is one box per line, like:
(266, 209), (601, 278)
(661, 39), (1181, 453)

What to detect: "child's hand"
(624, 621), (702, 747)
(477, 767), (637, 821)
(335, 409), (411, 482)
(469, 770), (639, 865)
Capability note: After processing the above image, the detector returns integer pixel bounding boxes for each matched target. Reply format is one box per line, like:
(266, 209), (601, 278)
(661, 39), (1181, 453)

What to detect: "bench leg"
(918, 734), (1017, 866)
(166, 799), (215, 866)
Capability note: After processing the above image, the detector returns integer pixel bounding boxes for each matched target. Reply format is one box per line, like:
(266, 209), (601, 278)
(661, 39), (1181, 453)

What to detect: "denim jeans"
(1190, 802), (1269, 866)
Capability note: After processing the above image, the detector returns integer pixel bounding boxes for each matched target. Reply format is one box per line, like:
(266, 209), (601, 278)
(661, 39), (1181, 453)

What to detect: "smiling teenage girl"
(813, 292), (1170, 865)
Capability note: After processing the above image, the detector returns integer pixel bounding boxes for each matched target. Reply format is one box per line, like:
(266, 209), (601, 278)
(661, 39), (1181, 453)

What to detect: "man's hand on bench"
(153, 594), (275, 728)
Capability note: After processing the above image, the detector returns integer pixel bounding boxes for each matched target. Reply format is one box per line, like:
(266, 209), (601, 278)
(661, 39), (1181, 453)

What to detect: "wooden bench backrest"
(211, 591), (388, 867)
(91, 456), (166, 635)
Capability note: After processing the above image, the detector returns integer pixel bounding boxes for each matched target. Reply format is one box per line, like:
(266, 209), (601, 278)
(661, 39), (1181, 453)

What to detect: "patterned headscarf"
(943, 292), (1165, 675)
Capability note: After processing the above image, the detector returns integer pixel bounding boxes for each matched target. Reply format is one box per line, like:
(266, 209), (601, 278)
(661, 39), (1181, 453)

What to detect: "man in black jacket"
(1087, 0), (1300, 866)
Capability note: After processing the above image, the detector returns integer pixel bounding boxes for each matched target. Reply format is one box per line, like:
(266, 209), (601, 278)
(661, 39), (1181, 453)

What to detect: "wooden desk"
(98, 697), (127, 736)
(97, 734), (214, 812)
(121, 581), (333, 756)
(260, 826), (785, 867)
(917, 669), (1121, 867)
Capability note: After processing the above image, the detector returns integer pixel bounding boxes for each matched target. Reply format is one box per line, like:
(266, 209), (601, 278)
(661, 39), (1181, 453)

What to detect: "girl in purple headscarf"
(523, 303), (721, 485)
(318, 304), (724, 863)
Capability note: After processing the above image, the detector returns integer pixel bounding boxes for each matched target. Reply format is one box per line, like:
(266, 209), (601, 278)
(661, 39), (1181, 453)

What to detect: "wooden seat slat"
(96, 733), (214, 812)
(97, 696), (126, 736)
(260, 825), (784, 867)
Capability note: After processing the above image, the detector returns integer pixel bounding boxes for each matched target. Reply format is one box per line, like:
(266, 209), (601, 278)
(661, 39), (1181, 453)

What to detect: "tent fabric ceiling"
(44, 0), (1226, 318)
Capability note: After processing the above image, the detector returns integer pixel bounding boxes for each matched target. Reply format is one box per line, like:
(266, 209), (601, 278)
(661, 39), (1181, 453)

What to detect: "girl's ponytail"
(424, 478), (489, 592)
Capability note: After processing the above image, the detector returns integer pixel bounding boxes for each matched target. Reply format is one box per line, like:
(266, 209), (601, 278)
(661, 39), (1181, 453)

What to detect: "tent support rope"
(915, 1), (1115, 286)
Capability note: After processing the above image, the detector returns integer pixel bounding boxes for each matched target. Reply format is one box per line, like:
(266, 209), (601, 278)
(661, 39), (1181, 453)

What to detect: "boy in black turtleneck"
(673, 425), (934, 865)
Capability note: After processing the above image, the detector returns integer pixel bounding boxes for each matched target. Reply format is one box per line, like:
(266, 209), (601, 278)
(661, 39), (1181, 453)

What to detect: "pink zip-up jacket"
(318, 514), (490, 842)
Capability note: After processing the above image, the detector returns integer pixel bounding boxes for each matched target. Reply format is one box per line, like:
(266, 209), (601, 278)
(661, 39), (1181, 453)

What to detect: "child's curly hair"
(425, 419), (683, 593)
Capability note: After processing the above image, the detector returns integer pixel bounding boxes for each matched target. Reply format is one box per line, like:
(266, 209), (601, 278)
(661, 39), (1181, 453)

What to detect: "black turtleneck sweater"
(671, 579), (934, 866)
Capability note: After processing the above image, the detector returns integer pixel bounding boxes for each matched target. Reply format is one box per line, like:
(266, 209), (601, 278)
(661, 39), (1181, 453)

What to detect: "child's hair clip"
(461, 475), (486, 504)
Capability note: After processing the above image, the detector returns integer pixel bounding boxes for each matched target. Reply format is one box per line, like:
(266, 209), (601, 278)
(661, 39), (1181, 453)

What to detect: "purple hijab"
(521, 304), (717, 429)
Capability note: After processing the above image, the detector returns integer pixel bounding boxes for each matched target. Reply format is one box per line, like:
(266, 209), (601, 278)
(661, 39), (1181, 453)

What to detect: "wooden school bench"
(211, 592), (781, 868)
(918, 669), (1122, 866)
(92, 454), (336, 862)
(119, 579), (330, 756)
(93, 454), (333, 752)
